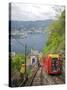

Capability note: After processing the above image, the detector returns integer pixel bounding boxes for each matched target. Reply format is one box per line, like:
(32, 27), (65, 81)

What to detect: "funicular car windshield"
(51, 58), (58, 72)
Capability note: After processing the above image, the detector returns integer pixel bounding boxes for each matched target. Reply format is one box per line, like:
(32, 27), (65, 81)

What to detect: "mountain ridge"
(10, 19), (53, 31)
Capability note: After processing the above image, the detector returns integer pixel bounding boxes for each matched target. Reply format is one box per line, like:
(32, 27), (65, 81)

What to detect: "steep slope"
(43, 10), (65, 54)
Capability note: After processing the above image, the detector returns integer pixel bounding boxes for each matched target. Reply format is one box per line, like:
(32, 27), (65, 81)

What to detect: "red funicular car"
(42, 54), (62, 74)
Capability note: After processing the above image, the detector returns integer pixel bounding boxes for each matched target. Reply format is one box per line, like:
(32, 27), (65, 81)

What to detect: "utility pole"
(25, 44), (27, 76)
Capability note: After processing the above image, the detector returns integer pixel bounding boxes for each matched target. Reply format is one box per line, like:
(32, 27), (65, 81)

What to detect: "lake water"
(11, 33), (47, 54)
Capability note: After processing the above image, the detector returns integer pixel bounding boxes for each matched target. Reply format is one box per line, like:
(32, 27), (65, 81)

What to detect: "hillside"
(43, 10), (65, 54)
(10, 20), (53, 31)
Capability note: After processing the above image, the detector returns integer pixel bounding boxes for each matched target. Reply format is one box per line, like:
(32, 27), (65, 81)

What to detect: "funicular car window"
(52, 58), (58, 71)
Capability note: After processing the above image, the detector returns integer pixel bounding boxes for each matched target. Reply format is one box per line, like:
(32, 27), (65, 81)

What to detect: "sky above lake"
(11, 3), (64, 21)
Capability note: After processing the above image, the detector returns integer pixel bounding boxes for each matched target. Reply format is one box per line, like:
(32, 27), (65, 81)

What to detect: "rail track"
(42, 69), (65, 85)
(19, 68), (65, 86)
(50, 75), (65, 84)
(19, 67), (39, 86)
(31, 67), (42, 86)
(11, 67), (65, 87)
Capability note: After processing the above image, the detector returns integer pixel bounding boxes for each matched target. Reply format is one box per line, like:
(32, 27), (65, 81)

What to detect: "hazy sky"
(11, 3), (64, 21)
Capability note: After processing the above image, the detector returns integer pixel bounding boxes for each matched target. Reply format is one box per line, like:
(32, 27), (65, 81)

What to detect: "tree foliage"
(43, 10), (65, 54)
(11, 54), (25, 73)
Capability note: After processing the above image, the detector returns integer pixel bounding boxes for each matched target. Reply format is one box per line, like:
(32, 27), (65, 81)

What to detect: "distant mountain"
(10, 20), (53, 31)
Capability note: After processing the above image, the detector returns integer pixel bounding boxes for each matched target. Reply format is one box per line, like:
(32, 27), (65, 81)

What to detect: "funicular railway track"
(42, 69), (65, 85)
(50, 75), (65, 84)
(19, 67), (39, 86)
(30, 68), (65, 86)
(31, 67), (43, 86)
(11, 67), (65, 87)
(19, 68), (64, 86)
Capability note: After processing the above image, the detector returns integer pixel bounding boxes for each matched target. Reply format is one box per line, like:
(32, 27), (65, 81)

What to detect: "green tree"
(43, 10), (65, 54)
